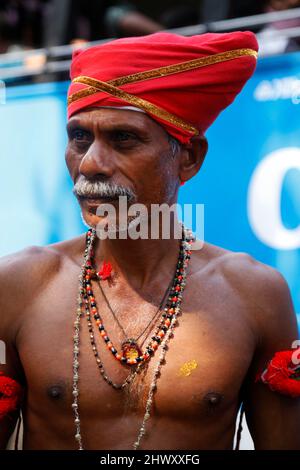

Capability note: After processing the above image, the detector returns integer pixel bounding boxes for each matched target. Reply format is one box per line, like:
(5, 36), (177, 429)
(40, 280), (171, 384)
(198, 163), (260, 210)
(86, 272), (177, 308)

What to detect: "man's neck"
(93, 220), (183, 290)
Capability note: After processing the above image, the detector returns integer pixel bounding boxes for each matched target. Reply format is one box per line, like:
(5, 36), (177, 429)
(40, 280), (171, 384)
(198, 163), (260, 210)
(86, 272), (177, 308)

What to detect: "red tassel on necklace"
(97, 260), (113, 280)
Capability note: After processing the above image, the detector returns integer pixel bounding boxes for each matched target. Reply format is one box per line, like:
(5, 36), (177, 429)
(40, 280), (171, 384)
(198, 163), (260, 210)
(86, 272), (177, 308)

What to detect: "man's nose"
(78, 140), (115, 179)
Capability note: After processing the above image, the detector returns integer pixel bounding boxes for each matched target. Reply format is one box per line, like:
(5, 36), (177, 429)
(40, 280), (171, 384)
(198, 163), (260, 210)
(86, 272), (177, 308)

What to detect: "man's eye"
(70, 129), (91, 142)
(112, 131), (137, 142)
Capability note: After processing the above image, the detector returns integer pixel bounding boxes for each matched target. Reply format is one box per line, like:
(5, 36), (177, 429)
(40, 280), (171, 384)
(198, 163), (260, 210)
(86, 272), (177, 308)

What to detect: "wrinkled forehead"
(67, 105), (170, 138)
(68, 105), (146, 122)
(97, 106), (146, 114)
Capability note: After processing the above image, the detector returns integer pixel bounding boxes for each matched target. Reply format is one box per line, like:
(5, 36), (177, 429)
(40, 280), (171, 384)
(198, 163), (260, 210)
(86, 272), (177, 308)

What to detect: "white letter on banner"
(247, 147), (300, 250)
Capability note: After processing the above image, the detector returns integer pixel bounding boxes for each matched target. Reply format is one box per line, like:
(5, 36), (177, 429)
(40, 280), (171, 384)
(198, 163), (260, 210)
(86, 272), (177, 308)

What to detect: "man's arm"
(0, 243), (63, 449)
(242, 262), (300, 449)
(0, 252), (28, 449)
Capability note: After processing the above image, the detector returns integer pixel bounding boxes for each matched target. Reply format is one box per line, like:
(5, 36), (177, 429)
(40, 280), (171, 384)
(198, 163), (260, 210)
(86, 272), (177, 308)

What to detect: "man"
(1, 31), (300, 450)
(228, 0), (300, 54)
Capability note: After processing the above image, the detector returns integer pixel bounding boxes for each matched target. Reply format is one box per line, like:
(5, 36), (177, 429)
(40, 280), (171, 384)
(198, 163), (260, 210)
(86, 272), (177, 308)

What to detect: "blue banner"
(1, 52), (300, 326)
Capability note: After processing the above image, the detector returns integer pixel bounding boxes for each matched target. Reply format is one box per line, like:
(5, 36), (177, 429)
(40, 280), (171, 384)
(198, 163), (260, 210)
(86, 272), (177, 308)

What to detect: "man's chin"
(81, 212), (142, 236)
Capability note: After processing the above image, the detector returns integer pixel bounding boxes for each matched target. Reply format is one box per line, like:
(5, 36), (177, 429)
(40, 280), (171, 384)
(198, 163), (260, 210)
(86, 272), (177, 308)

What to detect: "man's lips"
(79, 196), (119, 214)
(79, 196), (119, 204)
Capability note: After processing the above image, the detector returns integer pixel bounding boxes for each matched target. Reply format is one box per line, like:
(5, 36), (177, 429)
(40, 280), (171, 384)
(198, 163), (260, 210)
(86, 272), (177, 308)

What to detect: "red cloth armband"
(256, 348), (300, 398)
(0, 372), (23, 419)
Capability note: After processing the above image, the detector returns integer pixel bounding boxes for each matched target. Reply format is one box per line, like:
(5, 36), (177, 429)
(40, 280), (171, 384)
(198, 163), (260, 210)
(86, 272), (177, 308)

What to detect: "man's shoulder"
(0, 234), (85, 300)
(0, 234), (86, 346)
(195, 240), (285, 288)
(218, 245), (286, 294)
(193, 240), (293, 321)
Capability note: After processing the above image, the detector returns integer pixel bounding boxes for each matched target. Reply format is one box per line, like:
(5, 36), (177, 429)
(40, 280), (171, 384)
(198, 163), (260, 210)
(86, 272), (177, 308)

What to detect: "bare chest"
(17, 265), (256, 425)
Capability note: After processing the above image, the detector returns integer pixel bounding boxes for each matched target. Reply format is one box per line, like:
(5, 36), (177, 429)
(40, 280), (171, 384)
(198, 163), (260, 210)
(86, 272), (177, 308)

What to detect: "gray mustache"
(73, 178), (136, 202)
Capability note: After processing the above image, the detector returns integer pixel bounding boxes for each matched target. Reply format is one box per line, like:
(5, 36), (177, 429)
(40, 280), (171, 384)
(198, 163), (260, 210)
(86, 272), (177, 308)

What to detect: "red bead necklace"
(82, 227), (193, 367)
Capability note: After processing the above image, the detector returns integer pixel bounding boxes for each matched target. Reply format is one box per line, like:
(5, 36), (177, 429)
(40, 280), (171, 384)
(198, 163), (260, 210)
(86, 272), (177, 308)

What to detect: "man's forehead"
(67, 106), (166, 134)
(69, 106), (145, 122)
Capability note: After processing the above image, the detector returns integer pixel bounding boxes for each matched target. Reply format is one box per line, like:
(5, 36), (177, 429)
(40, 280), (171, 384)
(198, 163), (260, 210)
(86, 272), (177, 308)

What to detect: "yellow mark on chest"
(178, 359), (198, 377)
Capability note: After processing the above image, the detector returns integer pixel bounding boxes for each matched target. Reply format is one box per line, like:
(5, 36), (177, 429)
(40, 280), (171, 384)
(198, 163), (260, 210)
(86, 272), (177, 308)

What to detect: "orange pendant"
(121, 339), (142, 362)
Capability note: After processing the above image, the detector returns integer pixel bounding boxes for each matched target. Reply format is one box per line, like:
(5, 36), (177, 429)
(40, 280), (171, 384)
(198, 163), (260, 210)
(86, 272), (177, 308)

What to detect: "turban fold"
(67, 31), (258, 144)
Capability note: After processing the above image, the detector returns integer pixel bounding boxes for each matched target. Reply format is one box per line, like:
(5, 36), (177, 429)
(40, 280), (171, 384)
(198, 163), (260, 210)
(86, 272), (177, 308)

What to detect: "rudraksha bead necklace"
(96, 274), (174, 352)
(72, 224), (194, 450)
(82, 228), (190, 367)
(84, 276), (175, 391)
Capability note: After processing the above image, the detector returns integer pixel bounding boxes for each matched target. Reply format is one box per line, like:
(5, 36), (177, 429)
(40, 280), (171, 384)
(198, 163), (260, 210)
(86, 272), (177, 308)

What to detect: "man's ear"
(178, 135), (208, 184)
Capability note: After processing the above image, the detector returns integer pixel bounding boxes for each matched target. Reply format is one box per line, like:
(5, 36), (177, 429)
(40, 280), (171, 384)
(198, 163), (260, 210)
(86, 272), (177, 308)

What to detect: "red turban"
(67, 31), (258, 144)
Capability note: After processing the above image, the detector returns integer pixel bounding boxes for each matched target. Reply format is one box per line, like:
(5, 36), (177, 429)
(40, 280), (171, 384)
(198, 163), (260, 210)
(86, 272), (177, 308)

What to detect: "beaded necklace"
(96, 276), (174, 350)
(72, 224), (194, 450)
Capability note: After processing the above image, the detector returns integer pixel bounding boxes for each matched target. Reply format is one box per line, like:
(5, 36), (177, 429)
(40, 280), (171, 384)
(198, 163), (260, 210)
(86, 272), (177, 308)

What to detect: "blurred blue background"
(0, 52), (300, 327)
